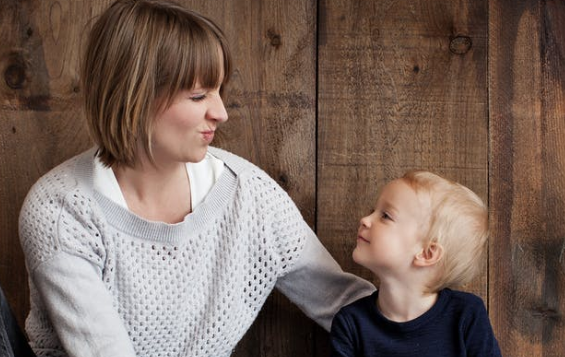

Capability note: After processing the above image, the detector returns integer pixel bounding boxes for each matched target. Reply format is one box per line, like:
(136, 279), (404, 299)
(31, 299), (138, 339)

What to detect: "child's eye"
(381, 211), (392, 221)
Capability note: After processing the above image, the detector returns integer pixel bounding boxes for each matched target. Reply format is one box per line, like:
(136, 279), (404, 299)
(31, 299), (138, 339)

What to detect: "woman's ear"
(414, 242), (443, 267)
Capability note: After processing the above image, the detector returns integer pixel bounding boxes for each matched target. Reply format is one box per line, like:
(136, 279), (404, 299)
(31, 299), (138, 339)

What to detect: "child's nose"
(359, 215), (371, 228)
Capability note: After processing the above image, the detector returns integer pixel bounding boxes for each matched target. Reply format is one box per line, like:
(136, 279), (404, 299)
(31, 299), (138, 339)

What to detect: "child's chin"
(351, 248), (362, 264)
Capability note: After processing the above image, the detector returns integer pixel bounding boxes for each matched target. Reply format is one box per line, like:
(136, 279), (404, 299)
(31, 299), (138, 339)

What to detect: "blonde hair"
(402, 170), (488, 292)
(81, 0), (231, 167)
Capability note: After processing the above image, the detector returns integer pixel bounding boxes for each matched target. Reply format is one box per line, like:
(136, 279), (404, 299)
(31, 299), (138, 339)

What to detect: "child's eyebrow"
(377, 200), (399, 215)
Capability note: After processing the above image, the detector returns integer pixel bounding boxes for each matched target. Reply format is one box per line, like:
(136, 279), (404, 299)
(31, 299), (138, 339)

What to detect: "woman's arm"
(19, 174), (137, 357)
(30, 255), (137, 357)
(276, 227), (375, 331)
(255, 175), (374, 330)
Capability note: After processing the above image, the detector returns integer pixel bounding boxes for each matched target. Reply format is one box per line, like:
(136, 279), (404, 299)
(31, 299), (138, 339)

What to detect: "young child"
(330, 170), (502, 357)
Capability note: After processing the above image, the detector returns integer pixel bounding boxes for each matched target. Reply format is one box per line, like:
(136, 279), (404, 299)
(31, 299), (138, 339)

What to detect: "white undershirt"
(93, 152), (225, 210)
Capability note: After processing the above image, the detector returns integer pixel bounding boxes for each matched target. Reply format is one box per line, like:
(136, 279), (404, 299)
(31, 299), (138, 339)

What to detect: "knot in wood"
(277, 173), (290, 190)
(267, 29), (282, 49)
(4, 63), (27, 89)
(449, 35), (472, 55)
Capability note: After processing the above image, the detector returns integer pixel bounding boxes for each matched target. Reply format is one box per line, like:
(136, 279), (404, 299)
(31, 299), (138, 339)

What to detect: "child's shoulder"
(338, 290), (378, 316)
(442, 288), (487, 313)
(332, 290), (378, 333)
(445, 288), (484, 303)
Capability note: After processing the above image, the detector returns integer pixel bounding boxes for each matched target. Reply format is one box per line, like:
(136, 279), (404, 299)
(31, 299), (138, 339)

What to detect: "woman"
(18, 0), (375, 356)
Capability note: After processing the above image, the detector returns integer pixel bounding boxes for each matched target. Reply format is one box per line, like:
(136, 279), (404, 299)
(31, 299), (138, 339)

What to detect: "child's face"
(353, 179), (430, 277)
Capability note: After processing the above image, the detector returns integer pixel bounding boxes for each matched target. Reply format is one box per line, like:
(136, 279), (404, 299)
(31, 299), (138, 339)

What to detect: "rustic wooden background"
(0, 0), (563, 356)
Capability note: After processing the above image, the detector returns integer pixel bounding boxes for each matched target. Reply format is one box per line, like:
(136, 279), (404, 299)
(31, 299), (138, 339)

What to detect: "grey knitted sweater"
(19, 147), (375, 357)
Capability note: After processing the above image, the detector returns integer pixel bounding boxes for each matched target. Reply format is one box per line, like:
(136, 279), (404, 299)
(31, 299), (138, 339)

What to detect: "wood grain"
(317, 0), (488, 298)
(489, 0), (565, 355)
(0, 0), (94, 328)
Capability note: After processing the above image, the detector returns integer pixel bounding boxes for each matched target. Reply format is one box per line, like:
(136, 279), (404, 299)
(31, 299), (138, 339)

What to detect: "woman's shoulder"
(207, 147), (298, 213)
(19, 149), (102, 270)
(22, 149), (96, 210)
(208, 147), (261, 173)
(208, 147), (277, 185)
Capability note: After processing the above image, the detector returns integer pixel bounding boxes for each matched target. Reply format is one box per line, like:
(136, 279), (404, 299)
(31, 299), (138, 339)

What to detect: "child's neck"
(376, 282), (438, 323)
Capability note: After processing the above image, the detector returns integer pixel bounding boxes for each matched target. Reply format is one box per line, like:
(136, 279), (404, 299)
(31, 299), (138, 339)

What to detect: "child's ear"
(414, 242), (443, 267)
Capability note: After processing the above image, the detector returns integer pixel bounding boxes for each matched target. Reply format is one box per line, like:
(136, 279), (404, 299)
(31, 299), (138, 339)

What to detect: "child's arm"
(465, 298), (502, 356)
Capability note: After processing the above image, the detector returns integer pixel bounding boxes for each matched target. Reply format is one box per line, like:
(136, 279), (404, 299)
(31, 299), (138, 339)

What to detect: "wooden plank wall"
(0, 0), (563, 356)
(489, 0), (565, 356)
(0, 0), (94, 326)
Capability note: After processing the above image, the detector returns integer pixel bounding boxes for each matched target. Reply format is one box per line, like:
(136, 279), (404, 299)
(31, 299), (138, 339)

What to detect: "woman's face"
(149, 83), (228, 165)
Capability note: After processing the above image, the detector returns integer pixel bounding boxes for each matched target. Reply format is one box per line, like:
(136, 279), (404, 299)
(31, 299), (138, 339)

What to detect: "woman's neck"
(112, 160), (192, 223)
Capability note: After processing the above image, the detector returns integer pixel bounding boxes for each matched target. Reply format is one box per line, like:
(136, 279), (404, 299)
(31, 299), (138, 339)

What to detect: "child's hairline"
(398, 170), (489, 292)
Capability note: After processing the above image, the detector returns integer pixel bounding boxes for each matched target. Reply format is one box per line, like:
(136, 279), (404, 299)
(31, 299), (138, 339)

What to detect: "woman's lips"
(201, 130), (215, 143)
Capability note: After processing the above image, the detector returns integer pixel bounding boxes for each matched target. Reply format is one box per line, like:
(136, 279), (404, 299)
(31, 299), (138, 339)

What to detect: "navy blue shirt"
(330, 289), (502, 357)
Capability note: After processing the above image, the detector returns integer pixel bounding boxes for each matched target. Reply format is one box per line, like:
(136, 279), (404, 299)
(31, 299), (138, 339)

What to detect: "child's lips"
(357, 235), (370, 243)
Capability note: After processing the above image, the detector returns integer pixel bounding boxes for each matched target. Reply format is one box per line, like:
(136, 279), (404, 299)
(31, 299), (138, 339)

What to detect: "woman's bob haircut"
(81, 0), (232, 167)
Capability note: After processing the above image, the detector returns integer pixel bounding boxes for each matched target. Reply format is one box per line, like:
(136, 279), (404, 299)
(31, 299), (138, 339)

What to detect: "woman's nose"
(207, 94), (228, 123)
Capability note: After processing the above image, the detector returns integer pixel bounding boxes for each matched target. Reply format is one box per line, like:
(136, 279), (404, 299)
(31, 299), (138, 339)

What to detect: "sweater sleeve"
(259, 175), (375, 331)
(31, 254), (137, 357)
(275, 226), (375, 331)
(19, 173), (137, 357)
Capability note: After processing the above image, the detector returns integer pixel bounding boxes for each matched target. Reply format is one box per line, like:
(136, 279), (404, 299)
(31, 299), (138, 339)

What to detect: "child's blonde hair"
(81, 0), (231, 167)
(402, 170), (488, 292)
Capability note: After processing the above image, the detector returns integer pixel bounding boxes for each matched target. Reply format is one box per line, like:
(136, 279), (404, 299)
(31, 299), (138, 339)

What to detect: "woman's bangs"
(157, 15), (231, 108)
(192, 31), (227, 90)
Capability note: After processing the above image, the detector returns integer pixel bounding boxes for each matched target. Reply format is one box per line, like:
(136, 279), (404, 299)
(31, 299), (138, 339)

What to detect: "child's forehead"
(377, 179), (432, 215)
(377, 179), (415, 198)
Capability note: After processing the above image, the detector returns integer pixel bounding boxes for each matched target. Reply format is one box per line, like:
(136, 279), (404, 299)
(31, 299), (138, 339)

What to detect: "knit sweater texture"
(19, 147), (375, 357)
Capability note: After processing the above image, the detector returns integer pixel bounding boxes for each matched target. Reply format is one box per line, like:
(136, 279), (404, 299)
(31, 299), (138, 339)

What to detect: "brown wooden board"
(489, 1), (565, 356)
(317, 0), (488, 293)
(0, 0), (96, 328)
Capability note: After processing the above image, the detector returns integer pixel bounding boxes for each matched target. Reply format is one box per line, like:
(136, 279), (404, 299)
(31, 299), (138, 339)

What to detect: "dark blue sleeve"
(464, 298), (502, 357)
(330, 311), (357, 357)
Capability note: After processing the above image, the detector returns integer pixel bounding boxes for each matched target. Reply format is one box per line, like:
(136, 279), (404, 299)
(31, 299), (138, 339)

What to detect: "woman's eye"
(190, 94), (206, 101)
